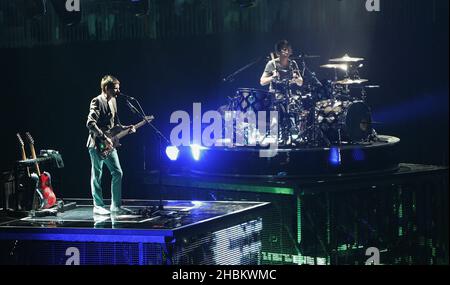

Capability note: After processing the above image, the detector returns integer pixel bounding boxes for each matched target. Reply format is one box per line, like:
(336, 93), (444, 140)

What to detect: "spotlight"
(190, 144), (205, 161)
(130, 0), (149, 17)
(233, 0), (257, 8)
(165, 146), (180, 161)
(191, 201), (204, 207)
(329, 147), (342, 166)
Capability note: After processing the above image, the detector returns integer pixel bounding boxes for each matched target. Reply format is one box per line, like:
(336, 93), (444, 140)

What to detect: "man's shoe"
(110, 206), (133, 215)
(93, 206), (111, 215)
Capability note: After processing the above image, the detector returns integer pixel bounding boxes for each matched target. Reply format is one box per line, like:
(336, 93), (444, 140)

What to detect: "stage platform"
(145, 163), (449, 265)
(156, 163), (448, 195)
(1, 161), (447, 265)
(0, 200), (270, 265)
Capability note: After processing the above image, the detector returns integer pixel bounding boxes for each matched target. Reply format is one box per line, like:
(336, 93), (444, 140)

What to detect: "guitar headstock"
(16, 133), (25, 147)
(25, 132), (35, 145)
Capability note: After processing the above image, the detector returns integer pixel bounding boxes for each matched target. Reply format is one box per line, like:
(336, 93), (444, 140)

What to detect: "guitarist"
(86, 75), (135, 215)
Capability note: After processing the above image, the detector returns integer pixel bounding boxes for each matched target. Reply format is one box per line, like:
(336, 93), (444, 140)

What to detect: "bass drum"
(315, 100), (373, 143)
(229, 88), (274, 112)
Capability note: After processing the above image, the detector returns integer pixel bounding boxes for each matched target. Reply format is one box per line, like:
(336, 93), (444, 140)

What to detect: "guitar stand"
(9, 153), (72, 218)
(29, 199), (77, 218)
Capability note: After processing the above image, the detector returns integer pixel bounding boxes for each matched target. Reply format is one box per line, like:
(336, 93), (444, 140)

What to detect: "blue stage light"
(352, 148), (366, 162)
(190, 144), (204, 161)
(329, 147), (342, 166)
(191, 201), (204, 208)
(165, 146), (180, 161)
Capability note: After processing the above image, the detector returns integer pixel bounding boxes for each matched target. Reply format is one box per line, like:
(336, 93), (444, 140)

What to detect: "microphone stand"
(121, 95), (169, 211)
(299, 57), (322, 88)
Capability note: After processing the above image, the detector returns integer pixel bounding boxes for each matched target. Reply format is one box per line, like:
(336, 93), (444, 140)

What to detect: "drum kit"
(228, 54), (379, 147)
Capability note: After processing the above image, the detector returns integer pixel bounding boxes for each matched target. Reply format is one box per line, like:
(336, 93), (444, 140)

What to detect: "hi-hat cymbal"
(329, 54), (364, 63)
(320, 63), (348, 70)
(334, 78), (369, 85)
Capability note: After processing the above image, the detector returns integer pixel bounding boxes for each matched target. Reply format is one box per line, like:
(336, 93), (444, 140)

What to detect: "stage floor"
(0, 200), (270, 242)
(0, 200), (269, 265)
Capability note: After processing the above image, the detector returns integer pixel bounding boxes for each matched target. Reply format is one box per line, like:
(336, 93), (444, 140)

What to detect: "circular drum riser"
(165, 136), (401, 178)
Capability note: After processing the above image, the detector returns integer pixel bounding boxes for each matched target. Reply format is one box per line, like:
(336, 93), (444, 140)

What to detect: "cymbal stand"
(361, 86), (367, 102)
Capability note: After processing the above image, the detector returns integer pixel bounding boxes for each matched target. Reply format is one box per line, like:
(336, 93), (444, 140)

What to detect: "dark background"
(0, 0), (448, 199)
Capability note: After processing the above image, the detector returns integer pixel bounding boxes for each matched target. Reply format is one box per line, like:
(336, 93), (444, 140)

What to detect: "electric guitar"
(95, 115), (154, 160)
(16, 133), (30, 177)
(25, 132), (57, 210)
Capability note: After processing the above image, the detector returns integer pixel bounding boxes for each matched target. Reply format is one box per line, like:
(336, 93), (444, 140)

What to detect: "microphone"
(120, 93), (145, 116)
(119, 93), (135, 100)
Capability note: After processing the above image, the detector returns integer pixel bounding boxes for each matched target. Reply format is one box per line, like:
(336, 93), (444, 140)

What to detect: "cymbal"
(329, 54), (364, 63)
(320, 64), (348, 70)
(334, 78), (369, 85)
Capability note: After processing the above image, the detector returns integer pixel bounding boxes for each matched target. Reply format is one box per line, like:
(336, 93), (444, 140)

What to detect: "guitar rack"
(2, 150), (74, 217)
(17, 150), (64, 169)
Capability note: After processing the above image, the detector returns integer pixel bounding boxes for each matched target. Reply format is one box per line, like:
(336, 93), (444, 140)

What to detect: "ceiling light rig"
(233, 0), (257, 8)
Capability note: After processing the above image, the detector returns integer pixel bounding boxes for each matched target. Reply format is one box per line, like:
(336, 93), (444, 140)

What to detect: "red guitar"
(25, 132), (57, 209)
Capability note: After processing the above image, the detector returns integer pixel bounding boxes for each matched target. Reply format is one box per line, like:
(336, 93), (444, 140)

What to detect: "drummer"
(260, 40), (304, 95)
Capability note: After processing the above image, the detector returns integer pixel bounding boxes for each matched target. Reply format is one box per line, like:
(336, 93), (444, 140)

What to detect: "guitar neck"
(20, 145), (31, 176)
(116, 117), (152, 140)
(134, 119), (150, 130)
(29, 144), (41, 176)
(20, 146), (27, 161)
